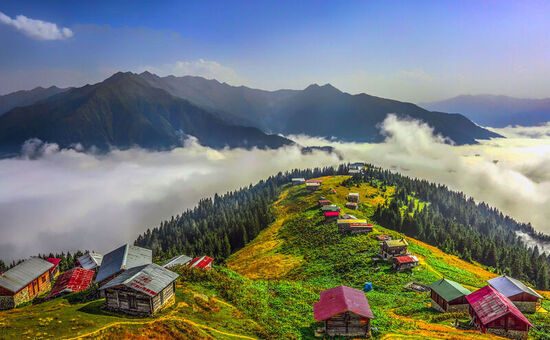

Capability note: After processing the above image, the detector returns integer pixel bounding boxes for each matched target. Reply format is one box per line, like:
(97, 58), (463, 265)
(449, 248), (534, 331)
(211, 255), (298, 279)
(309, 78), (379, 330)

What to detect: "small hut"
(292, 178), (305, 186)
(48, 267), (95, 299)
(95, 244), (152, 287)
(345, 202), (358, 210)
(348, 193), (360, 202)
(77, 251), (103, 271)
(162, 255), (192, 269)
(306, 182), (321, 191)
(488, 275), (544, 313)
(0, 258), (53, 310)
(187, 256), (214, 269)
(466, 285), (533, 340)
(314, 285), (374, 337)
(324, 211), (340, 222)
(428, 278), (471, 312)
(337, 219), (372, 234)
(379, 239), (409, 260)
(101, 263), (179, 316)
(393, 255), (419, 272)
(46, 258), (62, 279)
(318, 200), (332, 207)
(321, 205), (341, 212)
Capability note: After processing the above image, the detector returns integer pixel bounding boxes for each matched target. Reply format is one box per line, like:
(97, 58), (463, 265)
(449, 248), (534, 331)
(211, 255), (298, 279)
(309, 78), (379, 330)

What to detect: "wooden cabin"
(318, 200), (332, 207)
(291, 178), (305, 186)
(393, 255), (419, 272)
(324, 211), (340, 222)
(466, 285), (533, 340)
(306, 182), (321, 191)
(0, 258), (53, 310)
(187, 256), (214, 269)
(314, 285), (374, 337)
(48, 267), (95, 299)
(77, 251), (103, 271)
(429, 278), (471, 312)
(337, 219), (373, 234)
(345, 202), (358, 210)
(95, 244), (152, 287)
(101, 263), (179, 316)
(488, 275), (543, 313)
(378, 239), (409, 260)
(348, 193), (360, 202)
(162, 254), (192, 269)
(46, 258), (62, 279)
(321, 205), (341, 213)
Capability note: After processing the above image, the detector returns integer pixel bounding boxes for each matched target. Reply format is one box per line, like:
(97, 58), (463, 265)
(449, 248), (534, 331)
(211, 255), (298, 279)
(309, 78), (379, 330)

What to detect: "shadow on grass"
(76, 300), (146, 319)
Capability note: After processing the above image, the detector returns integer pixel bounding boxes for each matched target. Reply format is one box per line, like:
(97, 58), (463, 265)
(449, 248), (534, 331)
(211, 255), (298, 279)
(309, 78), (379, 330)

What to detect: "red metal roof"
(188, 256), (214, 269)
(314, 285), (374, 321)
(46, 258), (61, 267)
(466, 285), (533, 328)
(319, 200), (331, 204)
(324, 211), (340, 217)
(394, 255), (416, 264)
(47, 267), (94, 298)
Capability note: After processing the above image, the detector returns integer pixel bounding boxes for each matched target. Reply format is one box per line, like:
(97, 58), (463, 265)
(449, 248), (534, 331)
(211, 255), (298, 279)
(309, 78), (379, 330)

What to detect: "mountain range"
(0, 72), (501, 156)
(420, 95), (550, 127)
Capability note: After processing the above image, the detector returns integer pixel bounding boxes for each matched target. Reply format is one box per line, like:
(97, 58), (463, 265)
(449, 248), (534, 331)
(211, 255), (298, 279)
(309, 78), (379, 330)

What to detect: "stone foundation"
(430, 300), (445, 313)
(447, 303), (469, 312)
(0, 296), (15, 310)
(486, 328), (529, 340)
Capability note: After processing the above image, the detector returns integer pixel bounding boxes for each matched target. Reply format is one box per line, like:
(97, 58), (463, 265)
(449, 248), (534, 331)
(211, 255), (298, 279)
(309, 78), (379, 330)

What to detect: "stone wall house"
(429, 278), (471, 313)
(0, 258), (53, 310)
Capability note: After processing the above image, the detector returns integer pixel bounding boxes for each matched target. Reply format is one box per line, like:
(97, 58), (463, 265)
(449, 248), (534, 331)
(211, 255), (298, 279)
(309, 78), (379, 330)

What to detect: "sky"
(1, 1), (550, 102)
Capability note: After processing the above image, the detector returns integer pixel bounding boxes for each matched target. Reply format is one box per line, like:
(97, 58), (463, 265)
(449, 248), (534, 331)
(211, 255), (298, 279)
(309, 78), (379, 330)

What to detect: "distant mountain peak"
(303, 83), (341, 95)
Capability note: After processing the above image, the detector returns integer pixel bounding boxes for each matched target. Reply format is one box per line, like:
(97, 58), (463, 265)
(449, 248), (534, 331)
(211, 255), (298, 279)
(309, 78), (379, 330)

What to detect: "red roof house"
(466, 285), (533, 339)
(306, 179), (323, 184)
(318, 200), (332, 207)
(314, 285), (374, 337)
(46, 258), (62, 278)
(187, 256), (214, 269)
(324, 211), (340, 222)
(393, 255), (419, 272)
(47, 267), (95, 298)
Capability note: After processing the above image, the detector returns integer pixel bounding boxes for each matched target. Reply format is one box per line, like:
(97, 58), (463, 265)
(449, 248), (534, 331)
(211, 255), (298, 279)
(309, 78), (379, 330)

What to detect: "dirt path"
(64, 312), (257, 340)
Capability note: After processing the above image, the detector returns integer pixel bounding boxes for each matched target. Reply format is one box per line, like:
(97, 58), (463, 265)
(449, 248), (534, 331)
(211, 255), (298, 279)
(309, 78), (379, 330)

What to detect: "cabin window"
(128, 295), (137, 310)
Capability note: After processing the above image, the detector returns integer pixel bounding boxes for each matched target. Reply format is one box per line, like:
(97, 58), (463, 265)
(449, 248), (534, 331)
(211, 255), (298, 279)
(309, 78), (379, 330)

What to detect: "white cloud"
(0, 11), (73, 40)
(138, 59), (245, 85)
(2, 117), (550, 261)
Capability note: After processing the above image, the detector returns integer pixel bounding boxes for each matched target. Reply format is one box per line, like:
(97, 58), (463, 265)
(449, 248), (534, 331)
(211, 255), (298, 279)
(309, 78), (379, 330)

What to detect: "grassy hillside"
(1, 175), (549, 339)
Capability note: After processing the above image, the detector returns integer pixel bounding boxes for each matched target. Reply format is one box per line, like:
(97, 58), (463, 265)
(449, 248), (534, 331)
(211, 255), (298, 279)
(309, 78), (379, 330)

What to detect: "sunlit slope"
(227, 175), (549, 339)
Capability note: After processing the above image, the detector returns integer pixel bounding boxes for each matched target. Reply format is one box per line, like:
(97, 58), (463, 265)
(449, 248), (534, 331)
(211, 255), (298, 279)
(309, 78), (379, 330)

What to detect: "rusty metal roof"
(95, 244), (152, 284)
(0, 257), (53, 293)
(100, 263), (179, 297)
(77, 252), (103, 270)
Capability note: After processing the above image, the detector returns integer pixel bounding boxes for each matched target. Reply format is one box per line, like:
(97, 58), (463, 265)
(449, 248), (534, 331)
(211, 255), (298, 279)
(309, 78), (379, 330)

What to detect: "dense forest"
(1, 251), (83, 273)
(342, 165), (550, 289)
(135, 166), (348, 260)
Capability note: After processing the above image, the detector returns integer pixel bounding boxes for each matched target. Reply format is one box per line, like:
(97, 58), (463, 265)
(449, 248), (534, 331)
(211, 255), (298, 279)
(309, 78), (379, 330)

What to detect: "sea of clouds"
(2, 115), (550, 262)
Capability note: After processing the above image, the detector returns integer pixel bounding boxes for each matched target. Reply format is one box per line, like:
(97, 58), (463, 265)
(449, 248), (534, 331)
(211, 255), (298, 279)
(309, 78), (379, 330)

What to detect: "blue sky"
(1, 1), (549, 102)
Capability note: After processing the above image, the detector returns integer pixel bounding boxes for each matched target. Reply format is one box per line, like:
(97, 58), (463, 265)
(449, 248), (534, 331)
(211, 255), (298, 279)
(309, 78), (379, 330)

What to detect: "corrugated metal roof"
(394, 255), (418, 264)
(348, 193), (360, 196)
(100, 263), (179, 297)
(48, 268), (94, 298)
(314, 285), (374, 321)
(162, 255), (192, 268)
(466, 285), (533, 328)
(321, 205), (341, 211)
(292, 178), (305, 181)
(340, 214), (357, 219)
(324, 211), (340, 217)
(95, 244), (152, 284)
(429, 278), (471, 302)
(188, 256), (214, 269)
(0, 258), (53, 293)
(488, 275), (543, 300)
(337, 219), (367, 224)
(385, 239), (408, 247)
(77, 252), (103, 270)
(306, 180), (322, 183)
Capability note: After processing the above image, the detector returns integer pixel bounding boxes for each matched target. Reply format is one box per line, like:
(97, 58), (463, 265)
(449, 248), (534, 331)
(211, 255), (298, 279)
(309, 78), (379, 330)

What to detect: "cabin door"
(128, 295), (137, 310)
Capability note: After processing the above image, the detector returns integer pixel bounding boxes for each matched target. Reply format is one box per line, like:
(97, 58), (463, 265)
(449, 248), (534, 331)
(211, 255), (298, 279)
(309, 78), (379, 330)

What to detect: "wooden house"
(321, 205), (341, 213)
(187, 256), (214, 269)
(318, 200), (332, 207)
(162, 255), (192, 269)
(393, 255), (419, 272)
(307, 179), (323, 184)
(466, 285), (533, 340)
(291, 178), (305, 186)
(348, 193), (360, 202)
(488, 275), (543, 313)
(379, 239), (409, 260)
(345, 202), (358, 210)
(324, 211), (340, 222)
(337, 219), (372, 234)
(313, 285), (374, 337)
(0, 258), (53, 310)
(306, 182), (321, 191)
(428, 278), (471, 312)
(77, 252), (103, 271)
(47, 267), (95, 299)
(95, 244), (152, 287)
(101, 263), (179, 316)
(46, 258), (62, 279)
